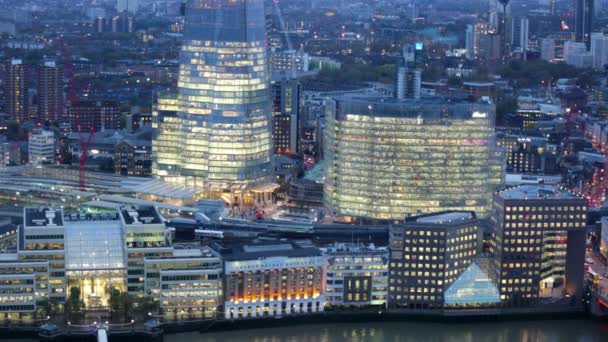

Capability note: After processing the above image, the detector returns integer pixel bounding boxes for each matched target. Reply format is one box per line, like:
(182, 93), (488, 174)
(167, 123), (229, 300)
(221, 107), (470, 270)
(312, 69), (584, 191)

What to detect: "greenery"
(67, 287), (85, 324)
(306, 63), (396, 86)
(496, 97), (518, 126)
(498, 59), (596, 88)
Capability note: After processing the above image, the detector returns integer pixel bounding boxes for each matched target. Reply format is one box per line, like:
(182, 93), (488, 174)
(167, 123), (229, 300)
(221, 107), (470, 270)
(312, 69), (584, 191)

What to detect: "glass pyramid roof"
(444, 261), (501, 305)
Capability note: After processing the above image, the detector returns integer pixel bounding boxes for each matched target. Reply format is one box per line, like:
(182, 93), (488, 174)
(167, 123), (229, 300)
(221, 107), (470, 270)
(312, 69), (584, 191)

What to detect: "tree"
(67, 287), (84, 323)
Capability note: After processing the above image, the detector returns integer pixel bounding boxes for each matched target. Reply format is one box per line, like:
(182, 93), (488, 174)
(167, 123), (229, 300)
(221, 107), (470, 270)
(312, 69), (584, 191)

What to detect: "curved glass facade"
(324, 96), (504, 220)
(153, 0), (273, 193)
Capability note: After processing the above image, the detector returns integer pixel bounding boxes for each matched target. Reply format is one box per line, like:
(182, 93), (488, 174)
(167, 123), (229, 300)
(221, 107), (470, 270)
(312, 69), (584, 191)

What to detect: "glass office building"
(153, 0), (273, 198)
(324, 96), (504, 221)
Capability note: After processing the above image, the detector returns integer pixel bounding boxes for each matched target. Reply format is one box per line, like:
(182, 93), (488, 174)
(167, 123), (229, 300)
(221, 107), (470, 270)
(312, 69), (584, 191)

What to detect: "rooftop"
(120, 206), (162, 225)
(24, 207), (63, 227)
(497, 184), (581, 200)
(217, 239), (321, 261)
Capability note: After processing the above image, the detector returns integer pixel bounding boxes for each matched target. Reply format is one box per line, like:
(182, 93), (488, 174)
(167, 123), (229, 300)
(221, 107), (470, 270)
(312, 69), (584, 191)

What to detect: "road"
(586, 250), (608, 296)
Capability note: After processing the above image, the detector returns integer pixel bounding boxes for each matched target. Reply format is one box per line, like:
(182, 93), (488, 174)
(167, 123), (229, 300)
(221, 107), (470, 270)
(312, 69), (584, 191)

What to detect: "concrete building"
(269, 49), (310, 73)
(218, 239), (325, 319)
(322, 243), (388, 307)
(395, 44), (422, 100)
(153, 0), (274, 204)
(28, 129), (55, 165)
(114, 140), (152, 177)
(0, 206), (223, 321)
(564, 40), (592, 68)
(3, 59), (28, 123)
(37, 60), (63, 123)
(68, 100), (120, 132)
(117, 0), (139, 14)
(324, 96), (504, 221)
(491, 185), (588, 305)
(591, 32), (608, 69)
(271, 73), (301, 155)
(540, 38), (556, 62)
(388, 212), (481, 309)
(496, 134), (559, 174)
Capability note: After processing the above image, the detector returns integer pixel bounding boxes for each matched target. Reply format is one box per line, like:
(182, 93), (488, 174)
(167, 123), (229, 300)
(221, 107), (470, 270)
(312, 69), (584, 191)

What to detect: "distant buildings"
(117, 0), (139, 14)
(37, 60), (63, 123)
(575, 0), (594, 49)
(3, 59), (28, 123)
(271, 73), (301, 155)
(324, 96), (504, 221)
(68, 100), (120, 132)
(540, 38), (556, 62)
(114, 140), (152, 177)
(388, 212), (481, 309)
(218, 240), (325, 319)
(269, 49), (310, 73)
(28, 129), (55, 165)
(395, 44), (422, 100)
(322, 243), (388, 307)
(591, 32), (608, 69)
(564, 40), (592, 68)
(496, 134), (559, 174)
(491, 185), (588, 304)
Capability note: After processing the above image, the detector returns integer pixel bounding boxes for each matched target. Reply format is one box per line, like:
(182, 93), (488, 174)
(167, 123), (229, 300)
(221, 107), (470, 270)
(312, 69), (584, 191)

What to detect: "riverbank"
(2, 306), (605, 341)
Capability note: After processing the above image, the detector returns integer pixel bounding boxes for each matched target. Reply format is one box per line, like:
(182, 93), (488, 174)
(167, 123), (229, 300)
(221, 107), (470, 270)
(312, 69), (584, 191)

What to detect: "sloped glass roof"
(64, 221), (126, 271)
(444, 261), (501, 305)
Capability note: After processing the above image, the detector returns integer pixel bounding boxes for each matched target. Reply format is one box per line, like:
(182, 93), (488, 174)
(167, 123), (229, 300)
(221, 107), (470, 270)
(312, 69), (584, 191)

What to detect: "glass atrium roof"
(65, 221), (126, 271)
(444, 261), (501, 305)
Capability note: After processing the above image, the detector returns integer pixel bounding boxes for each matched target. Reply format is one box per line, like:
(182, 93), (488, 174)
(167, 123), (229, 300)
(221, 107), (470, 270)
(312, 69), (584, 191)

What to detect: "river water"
(165, 320), (608, 342)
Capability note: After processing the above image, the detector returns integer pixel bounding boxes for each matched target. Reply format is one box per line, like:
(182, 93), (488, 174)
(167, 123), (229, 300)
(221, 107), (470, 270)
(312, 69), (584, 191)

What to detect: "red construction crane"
(58, 36), (94, 190)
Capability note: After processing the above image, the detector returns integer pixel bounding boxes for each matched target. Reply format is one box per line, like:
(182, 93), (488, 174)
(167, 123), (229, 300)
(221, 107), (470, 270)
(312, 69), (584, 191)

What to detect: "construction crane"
(58, 36), (95, 191)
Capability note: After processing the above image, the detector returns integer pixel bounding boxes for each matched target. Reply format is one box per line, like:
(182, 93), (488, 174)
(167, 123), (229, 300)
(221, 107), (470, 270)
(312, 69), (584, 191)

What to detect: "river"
(165, 320), (608, 342)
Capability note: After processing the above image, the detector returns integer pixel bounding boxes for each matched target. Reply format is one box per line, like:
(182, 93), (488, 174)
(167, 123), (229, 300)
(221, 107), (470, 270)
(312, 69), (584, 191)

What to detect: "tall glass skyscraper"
(324, 96), (504, 221)
(153, 0), (273, 200)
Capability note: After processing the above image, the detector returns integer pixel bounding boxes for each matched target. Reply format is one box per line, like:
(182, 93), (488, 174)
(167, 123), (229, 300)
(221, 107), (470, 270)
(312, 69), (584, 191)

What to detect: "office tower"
(324, 96), (504, 221)
(37, 60), (63, 123)
(69, 100), (120, 132)
(153, 0), (274, 203)
(322, 243), (389, 307)
(540, 38), (556, 62)
(28, 128), (55, 165)
(591, 32), (608, 68)
(117, 0), (139, 14)
(511, 17), (529, 51)
(111, 12), (134, 33)
(575, 0), (594, 49)
(271, 73), (300, 155)
(396, 44), (422, 99)
(492, 0), (512, 61)
(564, 40), (592, 68)
(3, 59), (28, 123)
(491, 185), (587, 305)
(388, 212), (481, 309)
(219, 239), (325, 319)
(465, 25), (475, 59)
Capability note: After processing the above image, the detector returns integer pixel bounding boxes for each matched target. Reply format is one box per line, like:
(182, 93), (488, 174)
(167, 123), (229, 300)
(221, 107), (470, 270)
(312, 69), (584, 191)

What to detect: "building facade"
(28, 129), (55, 165)
(69, 100), (120, 132)
(322, 244), (388, 307)
(388, 212), (480, 309)
(324, 96), (504, 221)
(219, 240), (325, 319)
(37, 60), (63, 123)
(153, 0), (274, 201)
(491, 185), (588, 304)
(3, 59), (28, 123)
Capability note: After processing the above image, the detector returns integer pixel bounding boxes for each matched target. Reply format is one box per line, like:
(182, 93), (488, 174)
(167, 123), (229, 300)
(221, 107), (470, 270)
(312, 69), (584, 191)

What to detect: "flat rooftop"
(24, 207), (63, 227)
(218, 239), (321, 261)
(121, 206), (162, 225)
(497, 184), (581, 200)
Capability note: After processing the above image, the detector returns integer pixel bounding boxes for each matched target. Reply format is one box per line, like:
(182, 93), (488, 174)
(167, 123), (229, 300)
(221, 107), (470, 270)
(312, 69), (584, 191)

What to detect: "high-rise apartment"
(37, 60), (63, 123)
(576, 0), (594, 49)
(3, 59), (28, 123)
